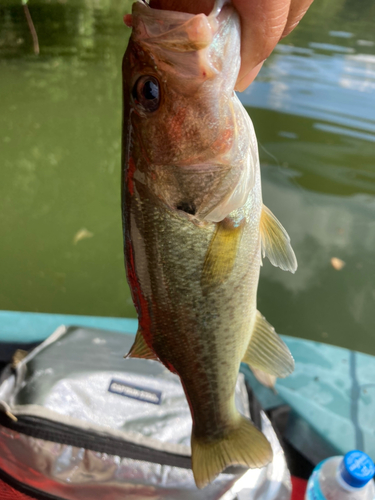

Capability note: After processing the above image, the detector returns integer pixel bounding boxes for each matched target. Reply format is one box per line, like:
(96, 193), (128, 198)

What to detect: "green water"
(1, 0), (374, 355)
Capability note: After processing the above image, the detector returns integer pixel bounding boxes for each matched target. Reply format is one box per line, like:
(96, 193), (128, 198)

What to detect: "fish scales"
(122, 0), (297, 489)
(129, 171), (261, 431)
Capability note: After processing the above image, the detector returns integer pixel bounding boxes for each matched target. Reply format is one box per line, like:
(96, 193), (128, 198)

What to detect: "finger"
(235, 61), (264, 92)
(149, 0), (213, 15)
(282, 0), (314, 38)
(233, 0), (291, 86)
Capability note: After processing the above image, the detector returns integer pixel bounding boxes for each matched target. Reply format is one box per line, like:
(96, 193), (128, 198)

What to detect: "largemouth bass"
(122, 0), (297, 489)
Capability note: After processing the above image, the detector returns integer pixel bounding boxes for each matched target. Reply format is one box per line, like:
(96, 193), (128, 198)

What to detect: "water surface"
(1, 0), (374, 355)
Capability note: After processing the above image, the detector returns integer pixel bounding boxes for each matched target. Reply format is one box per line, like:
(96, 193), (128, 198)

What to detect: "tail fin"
(191, 416), (272, 489)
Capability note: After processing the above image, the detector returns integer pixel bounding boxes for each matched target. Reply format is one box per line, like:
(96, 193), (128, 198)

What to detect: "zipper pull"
(0, 402), (18, 422)
(5, 409), (18, 422)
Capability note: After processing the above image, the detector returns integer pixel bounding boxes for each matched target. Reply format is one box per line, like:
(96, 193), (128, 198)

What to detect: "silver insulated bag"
(0, 325), (291, 500)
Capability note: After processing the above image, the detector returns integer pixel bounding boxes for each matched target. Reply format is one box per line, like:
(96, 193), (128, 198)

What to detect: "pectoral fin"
(201, 218), (245, 290)
(125, 328), (158, 361)
(260, 205), (297, 273)
(242, 311), (294, 378)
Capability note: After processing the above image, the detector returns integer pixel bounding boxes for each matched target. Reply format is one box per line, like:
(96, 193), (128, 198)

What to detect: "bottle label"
(306, 461), (327, 500)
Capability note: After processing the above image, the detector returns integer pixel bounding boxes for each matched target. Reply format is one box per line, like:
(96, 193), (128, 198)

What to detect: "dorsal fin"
(125, 328), (159, 361)
(260, 205), (297, 273)
(242, 311), (294, 378)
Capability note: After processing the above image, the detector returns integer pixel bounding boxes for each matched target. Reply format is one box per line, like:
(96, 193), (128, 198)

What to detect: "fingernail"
(235, 61), (265, 92)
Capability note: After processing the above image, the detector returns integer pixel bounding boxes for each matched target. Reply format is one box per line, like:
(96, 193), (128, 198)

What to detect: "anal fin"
(260, 204), (297, 273)
(125, 328), (158, 361)
(242, 311), (294, 378)
(201, 218), (245, 291)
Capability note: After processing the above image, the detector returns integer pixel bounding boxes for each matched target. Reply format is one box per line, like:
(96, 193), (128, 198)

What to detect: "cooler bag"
(0, 325), (291, 500)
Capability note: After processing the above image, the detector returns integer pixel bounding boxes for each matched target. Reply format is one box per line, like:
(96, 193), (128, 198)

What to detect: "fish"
(121, 0), (297, 489)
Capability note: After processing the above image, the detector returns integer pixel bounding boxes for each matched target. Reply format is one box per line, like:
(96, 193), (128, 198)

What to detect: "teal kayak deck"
(0, 310), (138, 342)
(243, 337), (375, 464)
(1, 310), (374, 464)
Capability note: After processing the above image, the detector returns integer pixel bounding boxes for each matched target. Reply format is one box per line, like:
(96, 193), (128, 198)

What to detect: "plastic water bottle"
(305, 450), (375, 500)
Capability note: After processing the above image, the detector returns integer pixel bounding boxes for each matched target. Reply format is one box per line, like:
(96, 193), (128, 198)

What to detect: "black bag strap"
(0, 468), (64, 500)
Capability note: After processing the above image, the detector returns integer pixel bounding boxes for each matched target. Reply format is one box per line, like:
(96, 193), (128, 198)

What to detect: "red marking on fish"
(127, 157), (136, 196)
(123, 14), (132, 27)
(126, 239), (152, 340)
(170, 107), (188, 143)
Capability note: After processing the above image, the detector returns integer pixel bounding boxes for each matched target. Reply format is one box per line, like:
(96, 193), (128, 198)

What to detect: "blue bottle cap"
(339, 451), (375, 488)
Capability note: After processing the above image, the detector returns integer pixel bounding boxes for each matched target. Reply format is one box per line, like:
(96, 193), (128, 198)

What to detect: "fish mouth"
(128, 0), (236, 82)
(130, 0), (230, 53)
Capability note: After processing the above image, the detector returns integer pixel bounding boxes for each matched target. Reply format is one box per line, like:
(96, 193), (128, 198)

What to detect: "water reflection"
(0, 0), (374, 355)
(241, 50), (375, 137)
(257, 165), (375, 354)
(237, 0), (375, 355)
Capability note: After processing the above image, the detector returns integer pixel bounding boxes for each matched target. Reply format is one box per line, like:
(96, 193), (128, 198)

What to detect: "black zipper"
(0, 375), (259, 477)
(0, 411), (193, 469)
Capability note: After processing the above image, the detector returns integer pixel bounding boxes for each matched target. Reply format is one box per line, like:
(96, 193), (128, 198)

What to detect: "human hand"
(148, 0), (314, 91)
(232, 0), (314, 90)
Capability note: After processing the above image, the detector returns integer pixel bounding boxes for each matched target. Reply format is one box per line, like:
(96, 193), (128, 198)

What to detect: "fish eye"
(132, 76), (160, 113)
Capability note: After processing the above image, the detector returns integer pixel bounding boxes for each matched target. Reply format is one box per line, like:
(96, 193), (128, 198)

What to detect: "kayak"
(0, 309), (374, 497)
